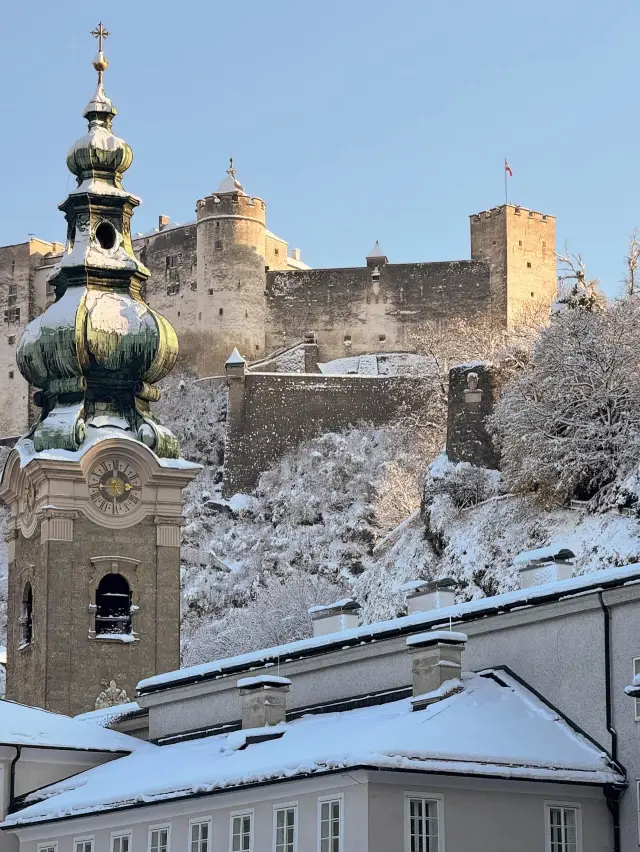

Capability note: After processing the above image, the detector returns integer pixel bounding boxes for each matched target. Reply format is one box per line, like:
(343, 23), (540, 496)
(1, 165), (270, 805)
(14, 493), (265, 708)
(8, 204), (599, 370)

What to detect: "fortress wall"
(265, 260), (491, 362)
(223, 370), (433, 495)
(133, 225), (199, 366)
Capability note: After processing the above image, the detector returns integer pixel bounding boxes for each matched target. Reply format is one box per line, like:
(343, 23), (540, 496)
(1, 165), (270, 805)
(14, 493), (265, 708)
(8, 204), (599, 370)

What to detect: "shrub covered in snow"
(489, 299), (640, 506)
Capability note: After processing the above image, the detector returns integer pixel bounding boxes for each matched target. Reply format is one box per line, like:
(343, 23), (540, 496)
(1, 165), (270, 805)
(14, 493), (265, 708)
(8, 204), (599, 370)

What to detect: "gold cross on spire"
(91, 22), (110, 53)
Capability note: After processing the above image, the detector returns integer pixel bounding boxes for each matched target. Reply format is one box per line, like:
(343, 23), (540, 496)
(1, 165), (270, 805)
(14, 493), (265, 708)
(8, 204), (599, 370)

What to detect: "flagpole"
(504, 158), (508, 206)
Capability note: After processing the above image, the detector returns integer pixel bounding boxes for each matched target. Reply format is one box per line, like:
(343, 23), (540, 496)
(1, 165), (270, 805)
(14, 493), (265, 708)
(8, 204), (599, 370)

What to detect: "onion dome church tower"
(0, 26), (199, 716)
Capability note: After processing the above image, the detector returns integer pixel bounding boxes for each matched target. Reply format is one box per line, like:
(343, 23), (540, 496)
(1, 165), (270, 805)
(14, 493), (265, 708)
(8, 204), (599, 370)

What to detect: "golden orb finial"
(90, 22), (111, 83)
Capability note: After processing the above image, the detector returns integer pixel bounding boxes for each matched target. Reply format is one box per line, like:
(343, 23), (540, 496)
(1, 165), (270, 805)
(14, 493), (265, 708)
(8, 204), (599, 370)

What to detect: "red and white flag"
(505, 159), (513, 177)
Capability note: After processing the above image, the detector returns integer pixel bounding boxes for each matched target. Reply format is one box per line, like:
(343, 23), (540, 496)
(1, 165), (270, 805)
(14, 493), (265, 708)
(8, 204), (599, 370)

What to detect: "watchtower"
(469, 204), (556, 327)
(195, 163), (267, 373)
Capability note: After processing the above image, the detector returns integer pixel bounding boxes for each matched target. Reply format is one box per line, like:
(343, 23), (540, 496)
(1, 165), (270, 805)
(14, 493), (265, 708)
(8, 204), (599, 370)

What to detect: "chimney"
(291, 248), (301, 261)
(237, 675), (291, 729)
(308, 598), (360, 637)
(407, 630), (467, 709)
(516, 546), (575, 589)
(158, 214), (170, 230)
(403, 577), (456, 614)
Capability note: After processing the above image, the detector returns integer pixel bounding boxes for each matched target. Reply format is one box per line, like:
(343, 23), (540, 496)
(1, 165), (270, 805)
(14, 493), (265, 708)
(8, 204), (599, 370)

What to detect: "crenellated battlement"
(471, 204), (554, 223)
(196, 192), (267, 222)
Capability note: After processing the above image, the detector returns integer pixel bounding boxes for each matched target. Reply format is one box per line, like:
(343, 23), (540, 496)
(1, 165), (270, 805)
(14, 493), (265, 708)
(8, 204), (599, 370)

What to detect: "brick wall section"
(223, 369), (433, 496)
(265, 260), (491, 362)
(445, 363), (505, 468)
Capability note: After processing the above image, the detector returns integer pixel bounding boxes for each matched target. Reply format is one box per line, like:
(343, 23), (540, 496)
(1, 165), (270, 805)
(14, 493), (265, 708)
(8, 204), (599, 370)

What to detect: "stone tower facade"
(194, 166), (267, 374)
(470, 204), (557, 326)
(0, 31), (199, 715)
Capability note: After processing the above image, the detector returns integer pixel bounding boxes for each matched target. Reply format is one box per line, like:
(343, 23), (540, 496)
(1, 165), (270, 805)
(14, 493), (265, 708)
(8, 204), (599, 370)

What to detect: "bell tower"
(0, 27), (199, 716)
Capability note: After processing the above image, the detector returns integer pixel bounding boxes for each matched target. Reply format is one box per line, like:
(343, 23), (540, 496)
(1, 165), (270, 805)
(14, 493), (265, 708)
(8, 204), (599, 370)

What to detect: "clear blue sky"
(1, 0), (637, 294)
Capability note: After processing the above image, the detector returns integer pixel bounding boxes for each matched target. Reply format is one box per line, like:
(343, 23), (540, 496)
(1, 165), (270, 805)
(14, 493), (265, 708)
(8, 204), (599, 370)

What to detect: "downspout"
(598, 591), (624, 852)
(9, 746), (21, 813)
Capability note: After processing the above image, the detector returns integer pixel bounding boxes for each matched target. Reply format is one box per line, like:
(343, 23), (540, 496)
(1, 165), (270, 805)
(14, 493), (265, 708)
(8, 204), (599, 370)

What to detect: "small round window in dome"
(95, 221), (117, 250)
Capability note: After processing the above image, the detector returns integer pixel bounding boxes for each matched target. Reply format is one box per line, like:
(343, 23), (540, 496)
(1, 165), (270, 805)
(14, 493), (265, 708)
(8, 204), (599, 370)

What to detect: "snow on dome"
(4, 670), (621, 827)
(216, 162), (246, 195)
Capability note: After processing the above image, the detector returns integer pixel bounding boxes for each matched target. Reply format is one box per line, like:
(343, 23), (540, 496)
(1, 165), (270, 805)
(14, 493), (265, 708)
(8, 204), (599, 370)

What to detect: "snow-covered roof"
(307, 597), (360, 615)
(514, 544), (575, 565)
(3, 671), (620, 827)
(367, 240), (386, 259)
(75, 702), (142, 729)
(138, 563), (640, 694)
(236, 675), (291, 689)
(265, 229), (286, 243)
(225, 348), (246, 366)
(0, 699), (143, 752)
(406, 630), (467, 647)
(285, 256), (311, 271)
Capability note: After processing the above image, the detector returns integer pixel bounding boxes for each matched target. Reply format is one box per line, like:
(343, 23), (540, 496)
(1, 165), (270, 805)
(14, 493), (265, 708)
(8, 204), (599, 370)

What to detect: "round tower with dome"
(0, 26), (199, 716)
(195, 161), (267, 373)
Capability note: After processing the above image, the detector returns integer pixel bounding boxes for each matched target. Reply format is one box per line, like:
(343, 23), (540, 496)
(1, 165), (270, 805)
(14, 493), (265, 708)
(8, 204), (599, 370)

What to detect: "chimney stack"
(515, 546), (575, 589)
(158, 214), (170, 230)
(291, 248), (301, 261)
(237, 675), (291, 729)
(403, 577), (456, 614)
(407, 631), (467, 709)
(308, 598), (360, 637)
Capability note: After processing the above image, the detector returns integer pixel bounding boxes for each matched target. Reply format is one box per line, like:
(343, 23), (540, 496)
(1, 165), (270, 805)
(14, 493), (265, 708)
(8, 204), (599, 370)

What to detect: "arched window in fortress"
(20, 582), (33, 647)
(95, 573), (132, 636)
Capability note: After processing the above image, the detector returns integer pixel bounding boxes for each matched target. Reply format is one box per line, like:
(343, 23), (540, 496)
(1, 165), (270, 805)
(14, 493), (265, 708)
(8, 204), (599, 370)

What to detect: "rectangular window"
(9, 284), (17, 297)
(149, 826), (170, 852)
(527, 261), (532, 268)
(318, 798), (341, 852)
(274, 248), (280, 256)
(634, 658), (640, 720)
(547, 804), (580, 852)
(9, 371), (14, 379)
(8, 336), (15, 344)
(111, 834), (131, 852)
(191, 281), (197, 291)
(75, 838), (94, 852)
(407, 797), (439, 852)
(38, 845), (57, 852)
(178, 252), (183, 264)
(274, 805), (297, 852)
(190, 819), (211, 852)
(215, 241), (223, 250)
(231, 812), (253, 852)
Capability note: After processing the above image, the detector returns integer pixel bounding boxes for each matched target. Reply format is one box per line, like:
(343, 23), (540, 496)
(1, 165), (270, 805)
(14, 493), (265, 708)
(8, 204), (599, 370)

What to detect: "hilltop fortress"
(0, 162), (556, 435)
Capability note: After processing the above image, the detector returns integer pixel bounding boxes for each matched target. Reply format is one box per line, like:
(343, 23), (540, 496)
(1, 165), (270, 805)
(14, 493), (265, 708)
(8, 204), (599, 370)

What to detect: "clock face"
(88, 458), (142, 516)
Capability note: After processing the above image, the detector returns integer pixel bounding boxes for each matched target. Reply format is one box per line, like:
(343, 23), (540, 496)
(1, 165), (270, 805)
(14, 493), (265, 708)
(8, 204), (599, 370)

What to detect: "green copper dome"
(16, 28), (180, 458)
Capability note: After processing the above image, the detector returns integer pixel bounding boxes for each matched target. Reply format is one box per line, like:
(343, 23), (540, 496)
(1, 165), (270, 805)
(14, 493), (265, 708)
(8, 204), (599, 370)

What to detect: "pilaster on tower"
(0, 27), (200, 716)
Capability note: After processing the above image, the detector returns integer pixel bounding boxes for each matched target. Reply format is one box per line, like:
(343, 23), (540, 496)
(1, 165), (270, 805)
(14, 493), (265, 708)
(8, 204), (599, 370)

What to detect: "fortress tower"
(470, 204), (557, 327)
(195, 163), (267, 374)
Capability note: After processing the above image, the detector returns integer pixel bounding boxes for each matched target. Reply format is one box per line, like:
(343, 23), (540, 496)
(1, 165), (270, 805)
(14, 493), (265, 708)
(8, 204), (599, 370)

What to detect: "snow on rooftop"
(307, 597), (359, 615)
(3, 671), (620, 827)
(406, 631), (468, 646)
(138, 562), (640, 694)
(367, 240), (386, 259)
(75, 702), (142, 729)
(514, 544), (575, 565)
(236, 675), (291, 689)
(0, 699), (145, 752)
(225, 348), (246, 366)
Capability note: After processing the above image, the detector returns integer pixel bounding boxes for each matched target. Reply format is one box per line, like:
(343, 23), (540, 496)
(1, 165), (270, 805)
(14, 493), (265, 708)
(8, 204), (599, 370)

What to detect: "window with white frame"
(37, 844), (57, 852)
(274, 805), (297, 852)
(547, 804), (581, 852)
(318, 797), (342, 852)
(149, 826), (170, 852)
(407, 797), (440, 852)
(633, 657), (640, 720)
(190, 818), (211, 852)
(231, 812), (253, 852)
(74, 838), (94, 852)
(111, 835), (131, 852)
